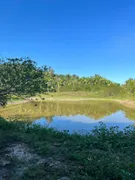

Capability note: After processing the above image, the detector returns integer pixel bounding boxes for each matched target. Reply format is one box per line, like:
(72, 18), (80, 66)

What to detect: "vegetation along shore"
(1, 118), (135, 180)
(1, 58), (135, 179)
(1, 58), (135, 107)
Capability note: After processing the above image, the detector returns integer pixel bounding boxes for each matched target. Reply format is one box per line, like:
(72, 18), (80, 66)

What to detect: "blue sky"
(0, 0), (135, 84)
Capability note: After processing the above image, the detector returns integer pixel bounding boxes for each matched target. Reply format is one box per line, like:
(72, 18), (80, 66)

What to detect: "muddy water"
(0, 101), (135, 133)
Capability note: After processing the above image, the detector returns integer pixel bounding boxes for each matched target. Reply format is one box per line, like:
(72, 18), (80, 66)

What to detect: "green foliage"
(43, 69), (135, 99)
(0, 58), (46, 106)
(1, 118), (135, 179)
(43, 71), (120, 93)
(124, 78), (135, 97)
(1, 56), (135, 106)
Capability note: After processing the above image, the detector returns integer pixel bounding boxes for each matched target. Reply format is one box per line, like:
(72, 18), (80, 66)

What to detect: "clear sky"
(0, 0), (135, 84)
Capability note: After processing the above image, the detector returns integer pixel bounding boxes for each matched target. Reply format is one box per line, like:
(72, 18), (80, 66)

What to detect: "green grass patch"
(0, 117), (135, 179)
(36, 91), (134, 101)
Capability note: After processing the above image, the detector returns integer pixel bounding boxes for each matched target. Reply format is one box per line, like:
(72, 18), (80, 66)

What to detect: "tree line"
(0, 58), (135, 106)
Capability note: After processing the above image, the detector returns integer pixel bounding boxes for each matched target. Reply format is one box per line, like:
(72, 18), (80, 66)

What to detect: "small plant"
(0, 118), (135, 179)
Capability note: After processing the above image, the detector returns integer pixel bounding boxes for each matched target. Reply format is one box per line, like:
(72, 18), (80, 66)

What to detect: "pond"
(0, 100), (135, 133)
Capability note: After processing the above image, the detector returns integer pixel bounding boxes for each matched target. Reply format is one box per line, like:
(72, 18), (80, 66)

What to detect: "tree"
(0, 58), (46, 106)
(44, 67), (56, 92)
(124, 78), (135, 96)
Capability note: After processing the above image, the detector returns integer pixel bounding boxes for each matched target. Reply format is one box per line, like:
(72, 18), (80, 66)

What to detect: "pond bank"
(117, 100), (135, 109)
(0, 118), (135, 180)
(7, 97), (135, 109)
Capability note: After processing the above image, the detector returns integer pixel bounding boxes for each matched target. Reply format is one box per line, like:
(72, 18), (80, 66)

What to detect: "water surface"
(0, 101), (135, 133)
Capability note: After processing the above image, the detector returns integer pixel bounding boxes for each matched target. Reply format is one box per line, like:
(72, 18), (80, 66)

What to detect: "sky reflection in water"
(33, 110), (135, 133)
(0, 101), (135, 133)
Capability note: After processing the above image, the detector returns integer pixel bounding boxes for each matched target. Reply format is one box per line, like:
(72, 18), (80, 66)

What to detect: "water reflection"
(0, 101), (135, 132)
(33, 111), (135, 133)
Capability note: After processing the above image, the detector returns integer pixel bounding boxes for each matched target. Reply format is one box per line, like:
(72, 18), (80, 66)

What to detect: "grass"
(8, 91), (135, 108)
(1, 117), (135, 179)
(34, 91), (134, 101)
(32, 92), (135, 110)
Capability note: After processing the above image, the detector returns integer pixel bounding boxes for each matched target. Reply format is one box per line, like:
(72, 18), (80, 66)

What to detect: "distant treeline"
(0, 57), (135, 106)
(43, 65), (134, 98)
